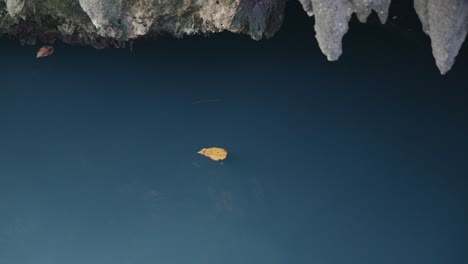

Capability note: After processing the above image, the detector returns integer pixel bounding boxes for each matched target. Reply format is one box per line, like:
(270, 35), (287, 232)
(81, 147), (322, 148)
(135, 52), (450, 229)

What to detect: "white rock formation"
(121, 0), (155, 39)
(414, 0), (468, 74)
(78, 0), (122, 29)
(299, 0), (391, 61)
(299, 0), (467, 73)
(0, 0), (466, 74)
(6, 0), (24, 18)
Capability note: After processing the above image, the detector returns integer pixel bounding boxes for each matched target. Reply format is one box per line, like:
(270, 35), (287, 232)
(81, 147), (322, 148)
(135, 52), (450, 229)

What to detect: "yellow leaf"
(197, 147), (228, 161)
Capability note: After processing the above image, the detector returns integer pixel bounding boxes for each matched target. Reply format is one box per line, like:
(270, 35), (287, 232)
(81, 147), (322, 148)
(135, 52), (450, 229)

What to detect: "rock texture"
(414, 0), (468, 74)
(6, 0), (24, 18)
(0, 0), (286, 47)
(299, 0), (391, 61)
(0, 0), (467, 74)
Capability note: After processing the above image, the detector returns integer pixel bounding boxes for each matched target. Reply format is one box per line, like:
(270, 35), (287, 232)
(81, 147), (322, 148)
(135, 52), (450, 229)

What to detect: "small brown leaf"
(36, 45), (54, 58)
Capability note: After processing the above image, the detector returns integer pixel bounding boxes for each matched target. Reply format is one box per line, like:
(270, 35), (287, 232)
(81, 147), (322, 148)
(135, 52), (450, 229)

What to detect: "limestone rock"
(78, 0), (122, 29)
(310, 0), (354, 61)
(0, 0), (466, 74)
(299, 0), (391, 61)
(414, 0), (468, 74)
(121, 0), (155, 39)
(352, 0), (391, 23)
(6, 0), (24, 18)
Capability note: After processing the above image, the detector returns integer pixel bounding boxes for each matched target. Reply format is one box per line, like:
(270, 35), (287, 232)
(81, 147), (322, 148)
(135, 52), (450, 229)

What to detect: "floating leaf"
(36, 45), (54, 58)
(197, 147), (228, 161)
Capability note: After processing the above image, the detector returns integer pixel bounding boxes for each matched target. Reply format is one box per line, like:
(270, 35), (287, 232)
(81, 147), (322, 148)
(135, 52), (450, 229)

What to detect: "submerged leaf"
(36, 45), (54, 58)
(197, 147), (228, 161)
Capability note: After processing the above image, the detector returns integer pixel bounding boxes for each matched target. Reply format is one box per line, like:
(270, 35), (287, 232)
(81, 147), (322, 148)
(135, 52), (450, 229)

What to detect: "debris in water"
(197, 147), (228, 161)
(192, 99), (222, 105)
(36, 45), (54, 58)
(129, 40), (134, 52)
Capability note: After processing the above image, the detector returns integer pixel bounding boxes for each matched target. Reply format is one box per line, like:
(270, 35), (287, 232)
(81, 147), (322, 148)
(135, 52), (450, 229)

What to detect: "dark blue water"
(1, 4), (467, 264)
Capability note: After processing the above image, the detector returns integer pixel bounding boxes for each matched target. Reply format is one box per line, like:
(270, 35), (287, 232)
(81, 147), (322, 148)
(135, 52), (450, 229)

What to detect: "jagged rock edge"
(0, 0), (466, 74)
